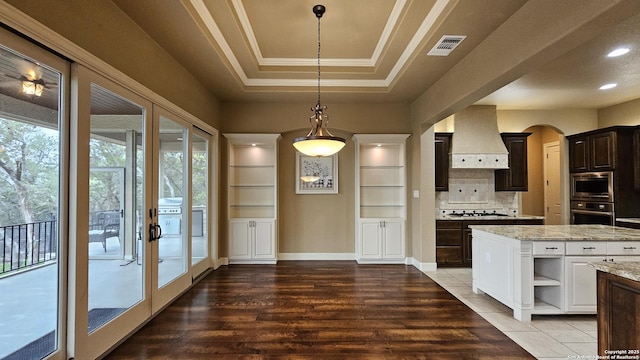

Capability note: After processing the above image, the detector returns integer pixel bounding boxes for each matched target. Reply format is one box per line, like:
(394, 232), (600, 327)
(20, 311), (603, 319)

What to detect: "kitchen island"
(471, 224), (640, 322)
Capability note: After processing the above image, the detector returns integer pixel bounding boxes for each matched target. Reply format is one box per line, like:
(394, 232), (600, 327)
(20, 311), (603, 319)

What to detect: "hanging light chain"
(316, 12), (322, 106)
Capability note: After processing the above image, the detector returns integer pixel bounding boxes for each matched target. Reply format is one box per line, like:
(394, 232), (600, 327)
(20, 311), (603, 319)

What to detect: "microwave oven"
(570, 171), (613, 202)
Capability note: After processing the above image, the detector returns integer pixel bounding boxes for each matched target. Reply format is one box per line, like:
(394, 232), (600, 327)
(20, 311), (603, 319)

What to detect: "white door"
(0, 29), (69, 360)
(72, 68), (213, 358)
(564, 256), (603, 312)
(73, 65), (152, 360)
(229, 219), (252, 260)
(544, 141), (563, 225)
(253, 220), (275, 259)
(151, 106), (191, 312)
(383, 220), (404, 258)
(360, 220), (382, 259)
(190, 127), (213, 276)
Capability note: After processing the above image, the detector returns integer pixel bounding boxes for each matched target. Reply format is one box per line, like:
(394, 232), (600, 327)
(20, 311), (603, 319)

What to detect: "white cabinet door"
(229, 220), (252, 260)
(253, 219), (275, 259)
(360, 220), (382, 259)
(565, 256), (604, 312)
(383, 220), (404, 258)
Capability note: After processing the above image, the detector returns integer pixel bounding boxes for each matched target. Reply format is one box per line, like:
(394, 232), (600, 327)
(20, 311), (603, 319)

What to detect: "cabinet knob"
(545, 247), (558, 250)
(623, 246), (637, 250)
(582, 246), (596, 250)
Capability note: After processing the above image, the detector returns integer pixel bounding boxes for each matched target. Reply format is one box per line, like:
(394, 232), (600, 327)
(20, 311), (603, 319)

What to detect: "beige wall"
(221, 102), (412, 256)
(598, 98), (640, 128)
(497, 109), (597, 135)
(522, 128), (544, 216)
(521, 126), (562, 217)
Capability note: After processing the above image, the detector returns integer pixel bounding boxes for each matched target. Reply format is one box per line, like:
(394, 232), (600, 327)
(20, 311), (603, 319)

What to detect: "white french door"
(0, 27), (69, 360)
(71, 65), (216, 359)
(71, 64), (152, 360)
(150, 106), (191, 311)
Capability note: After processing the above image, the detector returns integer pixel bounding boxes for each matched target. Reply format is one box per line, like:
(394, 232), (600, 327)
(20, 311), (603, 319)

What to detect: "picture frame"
(295, 152), (338, 194)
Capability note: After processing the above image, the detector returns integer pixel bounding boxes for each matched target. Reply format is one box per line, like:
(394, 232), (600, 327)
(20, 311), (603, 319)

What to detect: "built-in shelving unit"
(354, 134), (409, 263)
(224, 133), (280, 264)
(532, 257), (563, 314)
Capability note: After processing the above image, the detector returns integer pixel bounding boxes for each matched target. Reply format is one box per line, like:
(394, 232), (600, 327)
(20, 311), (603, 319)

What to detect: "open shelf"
(532, 298), (563, 314)
(533, 274), (561, 286)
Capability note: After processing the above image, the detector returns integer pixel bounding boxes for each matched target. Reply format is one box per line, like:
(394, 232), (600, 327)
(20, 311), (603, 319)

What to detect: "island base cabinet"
(565, 256), (602, 312)
(358, 219), (405, 263)
(229, 219), (276, 264)
(597, 271), (640, 356)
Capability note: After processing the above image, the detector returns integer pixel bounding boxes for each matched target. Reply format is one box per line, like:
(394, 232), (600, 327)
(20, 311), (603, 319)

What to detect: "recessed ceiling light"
(599, 83), (617, 90)
(607, 48), (630, 57)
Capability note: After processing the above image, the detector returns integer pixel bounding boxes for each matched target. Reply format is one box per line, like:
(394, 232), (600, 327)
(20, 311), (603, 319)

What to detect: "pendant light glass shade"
(293, 5), (346, 157)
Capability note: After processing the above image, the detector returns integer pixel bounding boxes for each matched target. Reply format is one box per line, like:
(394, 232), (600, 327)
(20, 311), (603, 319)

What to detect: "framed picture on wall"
(295, 152), (338, 194)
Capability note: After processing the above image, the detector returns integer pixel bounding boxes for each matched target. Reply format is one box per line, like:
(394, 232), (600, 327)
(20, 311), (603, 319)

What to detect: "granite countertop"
(436, 214), (545, 221)
(616, 218), (640, 225)
(590, 261), (640, 282)
(469, 224), (640, 241)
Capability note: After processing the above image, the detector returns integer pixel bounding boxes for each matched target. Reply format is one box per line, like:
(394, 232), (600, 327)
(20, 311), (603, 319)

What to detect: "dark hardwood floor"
(106, 261), (534, 359)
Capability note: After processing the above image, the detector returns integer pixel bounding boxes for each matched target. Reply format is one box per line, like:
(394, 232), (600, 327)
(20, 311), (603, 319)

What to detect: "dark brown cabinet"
(597, 271), (640, 356)
(568, 129), (620, 172)
(495, 133), (531, 191)
(436, 218), (543, 267)
(435, 220), (462, 265)
(634, 128), (640, 191)
(435, 133), (452, 191)
(567, 126), (640, 219)
(591, 131), (617, 170)
(569, 134), (590, 172)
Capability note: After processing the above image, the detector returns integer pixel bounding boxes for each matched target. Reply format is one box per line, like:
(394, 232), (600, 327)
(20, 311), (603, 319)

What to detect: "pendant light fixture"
(293, 4), (346, 157)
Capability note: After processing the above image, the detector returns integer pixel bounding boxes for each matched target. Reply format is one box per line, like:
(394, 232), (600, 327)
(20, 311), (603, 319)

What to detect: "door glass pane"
(88, 83), (144, 332)
(191, 132), (209, 266)
(157, 116), (187, 288)
(0, 46), (61, 359)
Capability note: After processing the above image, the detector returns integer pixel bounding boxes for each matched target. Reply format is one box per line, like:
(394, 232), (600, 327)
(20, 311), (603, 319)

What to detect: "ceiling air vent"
(427, 35), (466, 56)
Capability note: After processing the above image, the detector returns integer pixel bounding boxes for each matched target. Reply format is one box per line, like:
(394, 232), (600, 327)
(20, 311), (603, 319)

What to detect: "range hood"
(450, 105), (509, 169)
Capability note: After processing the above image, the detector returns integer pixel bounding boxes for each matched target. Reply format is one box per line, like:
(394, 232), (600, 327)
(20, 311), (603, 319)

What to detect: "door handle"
(148, 223), (156, 242)
(155, 223), (162, 240)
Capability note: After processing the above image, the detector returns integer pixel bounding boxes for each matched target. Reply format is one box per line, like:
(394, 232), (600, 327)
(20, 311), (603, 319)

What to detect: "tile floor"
(425, 267), (598, 360)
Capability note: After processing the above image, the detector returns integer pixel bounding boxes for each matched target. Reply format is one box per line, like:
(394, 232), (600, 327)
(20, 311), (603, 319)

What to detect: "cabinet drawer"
(436, 220), (462, 229)
(436, 229), (462, 246)
(566, 242), (606, 255)
(533, 242), (565, 255)
(607, 242), (640, 255)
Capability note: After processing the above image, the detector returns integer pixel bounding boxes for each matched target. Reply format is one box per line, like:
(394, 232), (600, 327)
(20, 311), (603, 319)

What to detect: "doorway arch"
(521, 125), (565, 224)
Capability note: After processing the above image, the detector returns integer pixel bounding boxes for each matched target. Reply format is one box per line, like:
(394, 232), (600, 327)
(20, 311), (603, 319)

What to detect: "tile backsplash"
(436, 169), (519, 213)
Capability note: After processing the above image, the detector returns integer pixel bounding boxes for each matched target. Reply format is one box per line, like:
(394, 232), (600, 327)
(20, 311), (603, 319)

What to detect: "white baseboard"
(407, 257), (437, 273)
(278, 253), (356, 261)
(214, 257), (228, 269)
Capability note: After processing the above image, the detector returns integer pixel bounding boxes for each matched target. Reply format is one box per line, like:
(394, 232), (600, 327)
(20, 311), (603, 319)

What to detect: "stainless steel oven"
(570, 201), (614, 225)
(570, 171), (613, 202)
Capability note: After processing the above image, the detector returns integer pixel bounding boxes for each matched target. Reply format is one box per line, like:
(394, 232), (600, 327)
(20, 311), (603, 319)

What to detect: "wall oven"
(571, 171), (613, 202)
(570, 201), (614, 225)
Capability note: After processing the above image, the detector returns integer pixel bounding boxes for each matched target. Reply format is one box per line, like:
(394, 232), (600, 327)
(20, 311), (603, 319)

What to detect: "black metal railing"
(1, 220), (57, 275)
